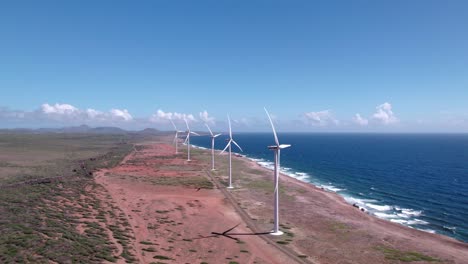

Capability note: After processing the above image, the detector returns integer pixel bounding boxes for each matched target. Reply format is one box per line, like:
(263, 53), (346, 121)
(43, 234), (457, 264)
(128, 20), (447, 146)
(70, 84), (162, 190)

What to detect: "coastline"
(192, 144), (468, 263)
(193, 145), (466, 243)
(93, 139), (468, 263)
(192, 144), (462, 241)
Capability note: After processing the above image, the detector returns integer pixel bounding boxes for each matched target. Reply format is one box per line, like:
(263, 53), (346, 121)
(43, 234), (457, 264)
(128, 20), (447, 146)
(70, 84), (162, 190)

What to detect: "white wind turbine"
(170, 119), (184, 154)
(265, 108), (291, 236)
(184, 118), (199, 161)
(205, 123), (222, 170)
(220, 115), (243, 189)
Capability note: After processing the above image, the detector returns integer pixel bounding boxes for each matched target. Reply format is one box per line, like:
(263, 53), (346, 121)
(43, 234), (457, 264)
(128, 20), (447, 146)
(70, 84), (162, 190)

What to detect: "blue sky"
(1, 1), (467, 132)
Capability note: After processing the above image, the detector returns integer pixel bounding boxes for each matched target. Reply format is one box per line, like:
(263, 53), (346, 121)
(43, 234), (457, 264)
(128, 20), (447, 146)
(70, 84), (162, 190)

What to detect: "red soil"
(95, 142), (295, 263)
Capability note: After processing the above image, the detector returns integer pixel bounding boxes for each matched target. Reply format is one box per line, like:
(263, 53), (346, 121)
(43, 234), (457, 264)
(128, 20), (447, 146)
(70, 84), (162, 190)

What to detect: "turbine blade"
(205, 123), (213, 136)
(227, 114), (232, 138)
(279, 144), (291, 149)
(184, 133), (190, 144)
(220, 140), (232, 154)
(191, 131), (200, 136)
(264, 107), (279, 146)
(184, 118), (190, 131)
(231, 139), (243, 152)
(214, 133), (222, 137)
(173, 132), (178, 143)
(170, 119), (177, 130)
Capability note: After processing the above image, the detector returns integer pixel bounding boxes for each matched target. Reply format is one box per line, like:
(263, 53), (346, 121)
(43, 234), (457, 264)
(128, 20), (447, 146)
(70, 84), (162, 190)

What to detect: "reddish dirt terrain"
(95, 142), (296, 264)
(228, 157), (468, 264)
(92, 140), (468, 264)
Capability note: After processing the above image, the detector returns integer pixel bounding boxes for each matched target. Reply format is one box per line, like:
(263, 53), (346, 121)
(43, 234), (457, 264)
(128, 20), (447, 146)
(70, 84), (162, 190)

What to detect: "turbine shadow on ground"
(187, 223), (272, 241)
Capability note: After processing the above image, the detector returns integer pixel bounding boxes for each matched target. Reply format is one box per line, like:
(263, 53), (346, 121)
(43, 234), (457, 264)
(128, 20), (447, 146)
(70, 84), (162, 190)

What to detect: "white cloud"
(85, 108), (103, 119)
(353, 113), (369, 126)
(199, 110), (215, 125)
(149, 109), (196, 123)
(38, 103), (133, 122)
(233, 117), (250, 126)
(110, 109), (133, 121)
(303, 110), (339, 126)
(372, 102), (398, 125)
(41, 103), (79, 116)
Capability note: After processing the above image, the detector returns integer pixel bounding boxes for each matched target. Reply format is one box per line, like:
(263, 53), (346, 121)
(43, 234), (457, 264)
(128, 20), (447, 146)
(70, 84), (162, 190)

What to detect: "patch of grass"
(142, 247), (157, 252)
(149, 176), (214, 189)
(298, 255), (308, 258)
(153, 255), (173, 260)
(375, 246), (440, 262)
(139, 241), (155, 245)
(328, 221), (348, 231)
(276, 241), (289, 245)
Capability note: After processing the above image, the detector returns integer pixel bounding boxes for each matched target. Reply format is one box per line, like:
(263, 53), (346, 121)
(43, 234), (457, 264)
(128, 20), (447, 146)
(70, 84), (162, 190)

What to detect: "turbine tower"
(170, 119), (183, 154)
(184, 118), (199, 161)
(205, 123), (222, 170)
(265, 108), (291, 235)
(220, 115), (242, 189)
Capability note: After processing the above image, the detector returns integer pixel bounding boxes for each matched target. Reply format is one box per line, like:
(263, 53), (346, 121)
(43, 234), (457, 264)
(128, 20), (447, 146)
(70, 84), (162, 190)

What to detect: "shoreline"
(220, 149), (468, 263)
(192, 144), (465, 243)
(94, 139), (468, 263)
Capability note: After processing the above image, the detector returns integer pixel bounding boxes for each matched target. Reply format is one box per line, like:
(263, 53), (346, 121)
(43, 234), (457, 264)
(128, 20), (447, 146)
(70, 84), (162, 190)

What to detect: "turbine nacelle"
(268, 144), (291, 150)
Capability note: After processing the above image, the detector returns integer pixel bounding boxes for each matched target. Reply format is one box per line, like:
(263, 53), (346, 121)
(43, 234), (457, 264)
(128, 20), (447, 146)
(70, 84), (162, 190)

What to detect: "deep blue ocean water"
(190, 133), (468, 242)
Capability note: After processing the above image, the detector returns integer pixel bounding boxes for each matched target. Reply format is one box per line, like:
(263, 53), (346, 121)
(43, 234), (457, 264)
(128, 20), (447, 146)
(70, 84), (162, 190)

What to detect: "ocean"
(190, 133), (468, 242)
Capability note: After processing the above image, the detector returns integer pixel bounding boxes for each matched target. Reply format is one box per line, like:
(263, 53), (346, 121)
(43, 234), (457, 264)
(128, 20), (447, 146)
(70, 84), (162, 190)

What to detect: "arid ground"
(95, 137), (468, 263)
(1, 133), (467, 263)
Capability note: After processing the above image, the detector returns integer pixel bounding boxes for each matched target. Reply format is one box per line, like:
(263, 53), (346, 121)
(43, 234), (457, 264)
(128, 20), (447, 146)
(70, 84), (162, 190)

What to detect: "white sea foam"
(443, 225), (457, 231)
(397, 213), (411, 218)
(367, 203), (393, 211)
(343, 197), (377, 207)
(418, 228), (436, 234)
(191, 144), (207, 150)
(407, 219), (429, 225)
(375, 212), (400, 219)
(245, 156), (312, 183)
(390, 219), (409, 224)
(401, 208), (422, 216)
(319, 184), (344, 192)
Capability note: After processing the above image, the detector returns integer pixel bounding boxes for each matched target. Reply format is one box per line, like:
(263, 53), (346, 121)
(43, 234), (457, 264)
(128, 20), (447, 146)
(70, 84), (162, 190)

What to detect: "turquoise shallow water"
(190, 133), (468, 242)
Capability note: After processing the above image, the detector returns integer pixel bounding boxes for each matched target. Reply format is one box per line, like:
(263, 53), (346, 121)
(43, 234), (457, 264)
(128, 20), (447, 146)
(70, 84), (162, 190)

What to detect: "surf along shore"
(95, 136), (468, 264)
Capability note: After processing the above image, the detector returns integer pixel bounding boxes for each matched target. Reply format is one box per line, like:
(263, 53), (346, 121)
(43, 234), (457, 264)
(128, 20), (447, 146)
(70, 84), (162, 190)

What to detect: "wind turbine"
(170, 119), (183, 154)
(265, 108), (291, 236)
(220, 115), (243, 189)
(184, 118), (199, 161)
(205, 124), (222, 170)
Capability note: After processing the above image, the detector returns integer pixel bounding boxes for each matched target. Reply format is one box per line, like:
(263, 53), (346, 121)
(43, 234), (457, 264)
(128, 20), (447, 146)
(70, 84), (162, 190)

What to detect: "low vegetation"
(0, 133), (146, 263)
(375, 246), (440, 262)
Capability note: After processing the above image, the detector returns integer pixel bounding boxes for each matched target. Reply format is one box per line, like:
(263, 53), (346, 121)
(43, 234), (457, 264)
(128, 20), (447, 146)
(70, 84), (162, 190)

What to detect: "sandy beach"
(93, 138), (468, 263)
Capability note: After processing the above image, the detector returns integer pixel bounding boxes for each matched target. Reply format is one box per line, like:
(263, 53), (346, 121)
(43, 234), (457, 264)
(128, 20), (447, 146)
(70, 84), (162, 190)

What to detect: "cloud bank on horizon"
(0, 102), (466, 132)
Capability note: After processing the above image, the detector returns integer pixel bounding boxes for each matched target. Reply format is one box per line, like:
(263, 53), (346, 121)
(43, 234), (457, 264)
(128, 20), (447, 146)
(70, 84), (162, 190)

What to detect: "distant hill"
(138, 128), (160, 135)
(0, 125), (165, 135)
(90, 126), (127, 134)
